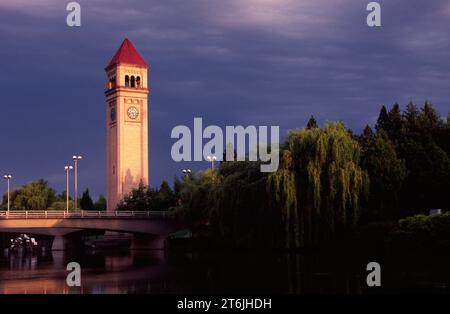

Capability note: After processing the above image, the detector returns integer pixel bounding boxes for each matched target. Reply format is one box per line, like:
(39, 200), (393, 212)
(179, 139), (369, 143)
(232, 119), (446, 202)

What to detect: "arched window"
(108, 76), (116, 90)
(125, 75), (130, 87)
(131, 76), (135, 88)
(136, 76), (141, 88)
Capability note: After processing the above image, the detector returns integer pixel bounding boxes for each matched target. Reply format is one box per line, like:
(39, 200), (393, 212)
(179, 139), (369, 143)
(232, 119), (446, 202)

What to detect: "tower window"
(108, 76), (116, 90)
(131, 76), (136, 88)
(125, 75), (130, 87)
(136, 76), (141, 88)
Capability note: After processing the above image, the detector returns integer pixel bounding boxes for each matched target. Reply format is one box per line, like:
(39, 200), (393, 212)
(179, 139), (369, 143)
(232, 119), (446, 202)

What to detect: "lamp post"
(72, 155), (83, 211)
(64, 166), (73, 213)
(182, 169), (192, 178)
(206, 155), (217, 170)
(3, 175), (12, 212)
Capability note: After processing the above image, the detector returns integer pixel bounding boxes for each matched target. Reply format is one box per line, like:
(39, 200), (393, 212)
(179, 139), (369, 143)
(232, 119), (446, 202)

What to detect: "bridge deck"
(0, 210), (168, 220)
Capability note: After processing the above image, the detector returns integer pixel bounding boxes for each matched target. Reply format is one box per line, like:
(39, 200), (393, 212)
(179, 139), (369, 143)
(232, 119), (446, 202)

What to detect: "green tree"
(399, 139), (450, 213)
(419, 101), (442, 133)
(360, 130), (407, 220)
(1, 179), (56, 210)
(359, 125), (374, 146)
(117, 180), (148, 211)
(211, 161), (281, 248)
(148, 180), (177, 211)
(173, 176), (182, 202)
(268, 123), (369, 248)
(116, 180), (180, 212)
(49, 191), (73, 210)
(171, 169), (218, 226)
(403, 101), (420, 134)
(372, 102), (450, 214)
(49, 199), (74, 210)
(80, 189), (94, 210)
(375, 105), (389, 132)
(386, 103), (404, 140)
(306, 115), (318, 129)
(94, 195), (107, 211)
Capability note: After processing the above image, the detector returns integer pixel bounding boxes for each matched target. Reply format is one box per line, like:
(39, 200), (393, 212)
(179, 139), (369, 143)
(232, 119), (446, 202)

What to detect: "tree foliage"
(117, 180), (178, 211)
(1, 180), (56, 210)
(306, 115), (318, 129)
(94, 195), (107, 211)
(213, 161), (281, 248)
(172, 103), (450, 248)
(267, 123), (369, 248)
(360, 130), (407, 220)
(2, 100), (448, 251)
(374, 101), (450, 215)
(80, 189), (94, 210)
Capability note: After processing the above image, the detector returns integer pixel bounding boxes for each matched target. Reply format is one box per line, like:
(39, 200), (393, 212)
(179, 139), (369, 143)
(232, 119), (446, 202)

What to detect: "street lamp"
(3, 175), (12, 212)
(64, 166), (73, 213)
(206, 155), (217, 170)
(182, 169), (192, 177)
(72, 155), (83, 211)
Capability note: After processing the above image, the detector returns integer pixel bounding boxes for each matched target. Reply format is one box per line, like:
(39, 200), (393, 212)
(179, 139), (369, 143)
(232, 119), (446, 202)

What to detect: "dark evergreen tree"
(418, 101), (442, 137)
(360, 125), (374, 146)
(375, 105), (389, 132)
(404, 101), (419, 133)
(173, 176), (182, 202)
(386, 103), (403, 140)
(80, 189), (94, 210)
(392, 102), (450, 214)
(306, 115), (318, 129)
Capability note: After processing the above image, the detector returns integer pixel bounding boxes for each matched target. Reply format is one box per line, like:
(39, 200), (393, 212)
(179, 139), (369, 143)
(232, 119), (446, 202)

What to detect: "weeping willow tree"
(268, 122), (369, 248)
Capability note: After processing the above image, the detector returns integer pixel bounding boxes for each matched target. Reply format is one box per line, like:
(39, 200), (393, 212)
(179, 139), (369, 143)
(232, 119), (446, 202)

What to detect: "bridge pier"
(52, 235), (66, 251)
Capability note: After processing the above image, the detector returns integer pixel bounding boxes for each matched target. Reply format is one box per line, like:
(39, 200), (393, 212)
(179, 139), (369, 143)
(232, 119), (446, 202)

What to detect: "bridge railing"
(0, 210), (168, 220)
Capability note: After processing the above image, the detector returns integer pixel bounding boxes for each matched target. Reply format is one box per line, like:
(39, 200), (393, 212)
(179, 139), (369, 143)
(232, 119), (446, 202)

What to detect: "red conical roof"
(106, 38), (148, 69)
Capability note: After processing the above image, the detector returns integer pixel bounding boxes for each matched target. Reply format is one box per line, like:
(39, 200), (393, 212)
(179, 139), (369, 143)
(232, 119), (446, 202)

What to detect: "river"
(1, 245), (450, 294)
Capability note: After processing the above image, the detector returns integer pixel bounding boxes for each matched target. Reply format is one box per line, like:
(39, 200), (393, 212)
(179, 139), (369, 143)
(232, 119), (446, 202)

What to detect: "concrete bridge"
(0, 210), (181, 250)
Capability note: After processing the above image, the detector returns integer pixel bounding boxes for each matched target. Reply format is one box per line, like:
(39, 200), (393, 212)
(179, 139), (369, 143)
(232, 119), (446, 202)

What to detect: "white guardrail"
(0, 210), (168, 219)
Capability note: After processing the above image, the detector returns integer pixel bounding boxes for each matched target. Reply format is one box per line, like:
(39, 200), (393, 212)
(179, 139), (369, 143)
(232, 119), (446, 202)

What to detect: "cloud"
(1, 0), (450, 193)
(0, 0), (62, 16)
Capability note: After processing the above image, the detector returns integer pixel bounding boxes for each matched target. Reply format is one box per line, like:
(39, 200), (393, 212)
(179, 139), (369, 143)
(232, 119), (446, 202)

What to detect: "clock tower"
(105, 38), (149, 210)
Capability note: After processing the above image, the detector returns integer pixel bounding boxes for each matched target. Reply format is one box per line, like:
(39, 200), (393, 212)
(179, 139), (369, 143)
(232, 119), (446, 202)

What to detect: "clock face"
(110, 107), (116, 122)
(127, 106), (139, 120)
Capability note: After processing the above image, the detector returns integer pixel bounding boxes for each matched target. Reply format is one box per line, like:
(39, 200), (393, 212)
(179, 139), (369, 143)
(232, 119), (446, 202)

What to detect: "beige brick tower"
(105, 38), (149, 210)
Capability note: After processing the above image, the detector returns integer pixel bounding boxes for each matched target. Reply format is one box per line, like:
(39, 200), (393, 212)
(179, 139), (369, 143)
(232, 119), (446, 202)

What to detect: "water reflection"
(1, 248), (450, 294)
(0, 249), (170, 294)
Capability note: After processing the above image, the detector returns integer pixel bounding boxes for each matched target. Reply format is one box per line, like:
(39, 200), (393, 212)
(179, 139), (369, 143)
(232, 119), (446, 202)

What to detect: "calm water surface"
(1, 247), (450, 294)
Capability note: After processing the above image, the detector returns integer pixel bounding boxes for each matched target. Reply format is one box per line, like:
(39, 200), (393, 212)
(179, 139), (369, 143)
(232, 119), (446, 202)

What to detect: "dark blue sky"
(1, 0), (449, 199)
